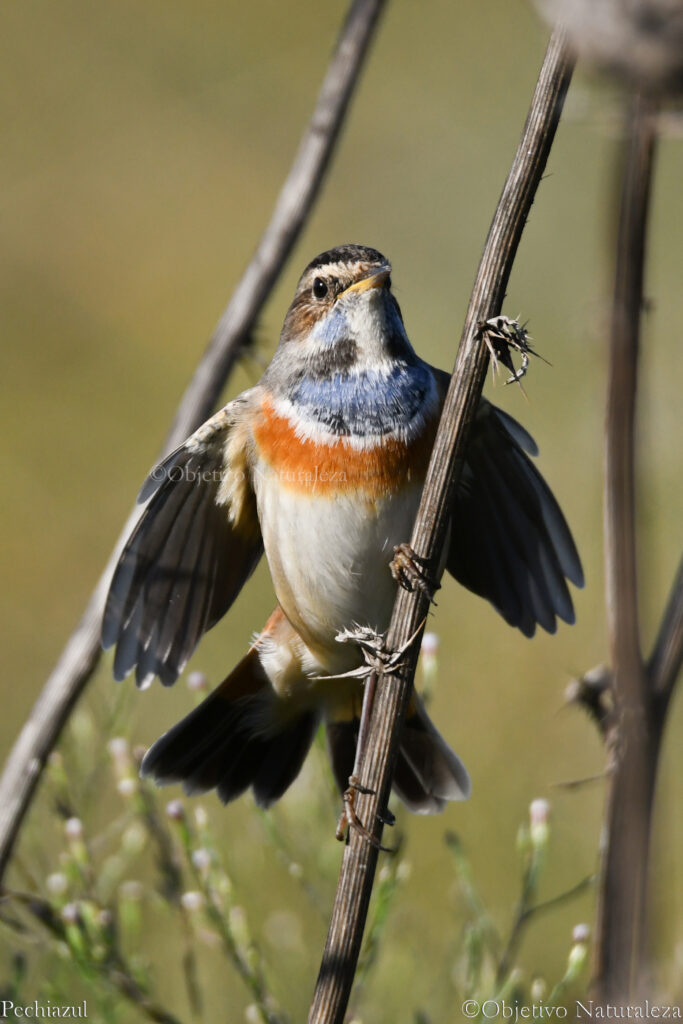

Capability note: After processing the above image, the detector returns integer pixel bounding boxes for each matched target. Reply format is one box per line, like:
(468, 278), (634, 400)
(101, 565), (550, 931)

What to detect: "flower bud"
(396, 860), (412, 883)
(194, 806), (209, 829)
(117, 777), (136, 798)
(166, 799), (185, 821)
(46, 873), (69, 896)
(531, 977), (547, 1002)
(187, 671), (209, 693)
(64, 818), (83, 841)
(566, 923), (590, 981)
(64, 818), (88, 867)
(191, 848), (212, 873)
(108, 737), (129, 762)
(529, 798), (551, 850)
(61, 902), (80, 925)
(421, 632), (439, 657)
(180, 891), (204, 912)
(420, 632), (440, 695)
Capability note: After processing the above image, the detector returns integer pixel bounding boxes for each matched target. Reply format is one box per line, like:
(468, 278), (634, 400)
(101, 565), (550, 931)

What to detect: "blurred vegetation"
(1, 662), (592, 1022)
(1, 0), (681, 1018)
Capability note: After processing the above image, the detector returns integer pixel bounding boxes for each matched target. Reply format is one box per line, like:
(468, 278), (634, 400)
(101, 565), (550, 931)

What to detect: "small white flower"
(166, 799), (185, 821)
(421, 632), (439, 656)
(64, 818), (83, 841)
(180, 890), (204, 912)
(117, 777), (136, 797)
(396, 860), (412, 882)
(530, 977), (547, 1002)
(529, 798), (550, 825)
(191, 848), (212, 872)
(529, 798), (551, 849)
(194, 806), (209, 828)
(61, 902), (80, 925)
(187, 671), (209, 692)
(108, 737), (129, 760)
(46, 872), (69, 895)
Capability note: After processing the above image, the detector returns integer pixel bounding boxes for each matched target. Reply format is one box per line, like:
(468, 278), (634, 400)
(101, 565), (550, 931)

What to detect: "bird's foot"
(390, 543), (440, 604)
(309, 626), (408, 681)
(330, 620), (425, 679)
(335, 775), (394, 851)
(311, 625), (399, 681)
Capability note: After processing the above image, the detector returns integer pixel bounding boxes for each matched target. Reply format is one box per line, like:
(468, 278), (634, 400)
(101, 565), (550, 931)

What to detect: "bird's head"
(272, 244), (416, 381)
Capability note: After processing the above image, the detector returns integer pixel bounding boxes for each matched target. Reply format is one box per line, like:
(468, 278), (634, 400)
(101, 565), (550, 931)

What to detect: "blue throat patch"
(291, 363), (433, 437)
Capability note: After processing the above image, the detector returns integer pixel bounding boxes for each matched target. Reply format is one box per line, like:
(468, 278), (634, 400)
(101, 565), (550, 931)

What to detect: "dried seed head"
(535, 0), (683, 93)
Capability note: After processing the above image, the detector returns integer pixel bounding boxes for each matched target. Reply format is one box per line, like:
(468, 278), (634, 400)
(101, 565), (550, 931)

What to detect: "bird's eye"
(312, 277), (328, 300)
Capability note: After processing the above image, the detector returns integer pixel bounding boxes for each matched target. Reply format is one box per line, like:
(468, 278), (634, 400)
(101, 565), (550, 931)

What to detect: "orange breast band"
(253, 397), (436, 497)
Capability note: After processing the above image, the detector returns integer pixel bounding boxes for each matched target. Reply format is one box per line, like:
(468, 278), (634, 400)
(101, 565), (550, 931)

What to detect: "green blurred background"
(1, 0), (681, 1019)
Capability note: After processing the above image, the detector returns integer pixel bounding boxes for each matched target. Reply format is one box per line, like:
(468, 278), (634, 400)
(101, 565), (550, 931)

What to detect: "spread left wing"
(102, 390), (263, 688)
(430, 367), (584, 637)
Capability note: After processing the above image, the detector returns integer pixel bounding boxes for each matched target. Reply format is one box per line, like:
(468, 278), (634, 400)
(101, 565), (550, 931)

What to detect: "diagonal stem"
(307, 28), (574, 1024)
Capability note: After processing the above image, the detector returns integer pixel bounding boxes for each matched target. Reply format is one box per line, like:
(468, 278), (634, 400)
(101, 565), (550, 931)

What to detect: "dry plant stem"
(496, 874), (594, 986)
(167, 0), (386, 446)
(649, 557), (683, 706)
(593, 92), (659, 1003)
(0, 0), (386, 887)
(307, 30), (574, 1024)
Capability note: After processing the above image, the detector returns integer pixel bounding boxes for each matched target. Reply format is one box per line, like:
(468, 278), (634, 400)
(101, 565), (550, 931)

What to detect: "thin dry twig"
(496, 874), (594, 986)
(307, 29), (574, 1024)
(0, 0), (387, 886)
(593, 92), (662, 1003)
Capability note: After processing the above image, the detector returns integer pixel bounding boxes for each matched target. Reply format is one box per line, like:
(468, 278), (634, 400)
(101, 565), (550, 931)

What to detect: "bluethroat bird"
(102, 244), (583, 814)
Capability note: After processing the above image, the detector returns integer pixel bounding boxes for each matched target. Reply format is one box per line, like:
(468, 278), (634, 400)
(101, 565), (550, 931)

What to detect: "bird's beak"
(339, 266), (391, 298)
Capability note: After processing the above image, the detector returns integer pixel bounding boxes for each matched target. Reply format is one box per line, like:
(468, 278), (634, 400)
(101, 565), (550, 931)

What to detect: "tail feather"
(393, 701), (471, 813)
(141, 631), (469, 815)
(326, 720), (359, 796)
(140, 647), (318, 809)
(251, 714), (318, 807)
(326, 698), (470, 815)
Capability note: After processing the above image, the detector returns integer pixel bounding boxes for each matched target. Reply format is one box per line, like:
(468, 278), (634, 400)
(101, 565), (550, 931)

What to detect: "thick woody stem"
(593, 92), (659, 1002)
(308, 29), (574, 1024)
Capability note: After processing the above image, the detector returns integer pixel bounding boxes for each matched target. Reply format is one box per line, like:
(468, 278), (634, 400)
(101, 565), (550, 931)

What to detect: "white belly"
(253, 464), (422, 670)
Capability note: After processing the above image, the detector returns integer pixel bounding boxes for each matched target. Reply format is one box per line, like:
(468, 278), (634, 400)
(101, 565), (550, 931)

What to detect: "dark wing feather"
(102, 393), (263, 687)
(444, 392), (583, 636)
